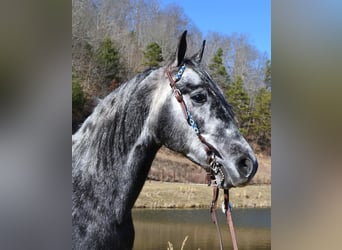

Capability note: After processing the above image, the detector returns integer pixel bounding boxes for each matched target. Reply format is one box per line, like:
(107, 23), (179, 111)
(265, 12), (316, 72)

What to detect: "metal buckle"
(209, 154), (224, 187)
(173, 88), (183, 102)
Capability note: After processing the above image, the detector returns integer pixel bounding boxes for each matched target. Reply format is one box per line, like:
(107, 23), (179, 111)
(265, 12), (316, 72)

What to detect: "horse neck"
(72, 68), (165, 214)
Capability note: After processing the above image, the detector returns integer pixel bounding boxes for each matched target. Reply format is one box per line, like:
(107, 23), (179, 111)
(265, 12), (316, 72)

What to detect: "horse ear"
(174, 30), (187, 67)
(191, 40), (206, 64)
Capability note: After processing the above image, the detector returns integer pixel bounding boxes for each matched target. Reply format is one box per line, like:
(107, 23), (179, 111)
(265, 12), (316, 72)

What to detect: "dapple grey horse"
(72, 31), (257, 249)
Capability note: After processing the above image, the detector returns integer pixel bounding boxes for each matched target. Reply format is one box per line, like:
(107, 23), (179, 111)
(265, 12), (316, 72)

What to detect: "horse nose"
(236, 155), (258, 180)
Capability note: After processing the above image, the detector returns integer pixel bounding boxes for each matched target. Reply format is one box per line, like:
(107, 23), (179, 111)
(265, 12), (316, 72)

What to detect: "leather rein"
(165, 64), (238, 250)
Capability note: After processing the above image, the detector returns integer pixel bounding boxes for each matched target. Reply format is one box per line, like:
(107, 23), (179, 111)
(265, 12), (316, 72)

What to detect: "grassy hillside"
(139, 147), (271, 208)
(148, 147), (271, 185)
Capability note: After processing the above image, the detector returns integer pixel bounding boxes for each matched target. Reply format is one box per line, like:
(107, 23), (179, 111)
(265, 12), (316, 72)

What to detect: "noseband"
(165, 64), (239, 250)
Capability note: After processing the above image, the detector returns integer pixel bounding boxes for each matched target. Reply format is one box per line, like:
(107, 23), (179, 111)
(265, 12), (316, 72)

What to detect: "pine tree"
(142, 42), (163, 68)
(252, 88), (271, 151)
(72, 73), (85, 113)
(226, 76), (251, 137)
(264, 59), (271, 88)
(208, 48), (230, 89)
(72, 72), (86, 132)
(96, 37), (121, 80)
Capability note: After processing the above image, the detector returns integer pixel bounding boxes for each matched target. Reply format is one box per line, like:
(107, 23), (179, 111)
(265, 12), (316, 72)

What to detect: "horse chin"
(217, 165), (234, 189)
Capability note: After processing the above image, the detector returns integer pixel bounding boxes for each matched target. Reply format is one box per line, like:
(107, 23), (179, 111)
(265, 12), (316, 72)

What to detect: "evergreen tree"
(142, 42), (163, 68)
(72, 73), (85, 113)
(226, 76), (251, 137)
(208, 48), (230, 88)
(72, 72), (86, 132)
(264, 59), (271, 88)
(96, 37), (121, 81)
(252, 88), (271, 151)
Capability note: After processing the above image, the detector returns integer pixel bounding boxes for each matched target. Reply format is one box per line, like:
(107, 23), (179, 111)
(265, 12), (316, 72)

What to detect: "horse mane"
(73, 68), (156, 154)
(72, 66), (165, 249)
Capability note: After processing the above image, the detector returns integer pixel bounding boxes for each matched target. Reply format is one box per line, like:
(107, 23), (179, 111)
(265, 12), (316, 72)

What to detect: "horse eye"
(191, 93), (207, 103)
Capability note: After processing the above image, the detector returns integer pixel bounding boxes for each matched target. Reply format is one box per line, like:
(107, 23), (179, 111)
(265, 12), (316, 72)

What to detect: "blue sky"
(160, 0), (271, 57)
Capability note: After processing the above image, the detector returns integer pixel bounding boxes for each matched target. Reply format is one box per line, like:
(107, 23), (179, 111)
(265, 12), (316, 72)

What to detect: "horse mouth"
(211, 159), (250, 189)
(209, 161), (226, 188)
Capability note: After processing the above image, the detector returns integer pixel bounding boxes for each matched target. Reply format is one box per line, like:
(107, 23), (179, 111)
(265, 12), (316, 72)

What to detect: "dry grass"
(139, 147), (271, 209)
(135, 181), (271, 208)
(148, 147), (271, 185)
(167, 236), (192, 250)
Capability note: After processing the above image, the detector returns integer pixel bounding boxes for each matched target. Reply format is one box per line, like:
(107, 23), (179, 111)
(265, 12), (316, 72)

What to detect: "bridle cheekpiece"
(165, 63), (239, 250)
(165, 63), (224, 185)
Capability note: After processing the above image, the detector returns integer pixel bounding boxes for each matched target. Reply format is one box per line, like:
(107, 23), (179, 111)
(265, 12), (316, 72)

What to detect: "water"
(133, 208), (270, 250)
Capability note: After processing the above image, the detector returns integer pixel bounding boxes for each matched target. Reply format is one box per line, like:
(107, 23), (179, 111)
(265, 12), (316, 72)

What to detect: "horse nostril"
(236, 156), (258, 179)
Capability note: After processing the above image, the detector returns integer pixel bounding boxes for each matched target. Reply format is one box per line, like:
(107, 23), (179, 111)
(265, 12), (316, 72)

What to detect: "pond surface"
(132, 208), (270, 250)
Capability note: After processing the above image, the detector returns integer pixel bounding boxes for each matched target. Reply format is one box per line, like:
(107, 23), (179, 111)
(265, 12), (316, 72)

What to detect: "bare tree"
(226, 33), (268, 99)
(203, 32), (231, 68)
(72, 0), (269, 101)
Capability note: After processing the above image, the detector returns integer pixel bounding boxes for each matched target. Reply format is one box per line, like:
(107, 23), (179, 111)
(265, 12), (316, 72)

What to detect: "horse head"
(155, 31), (258, 188)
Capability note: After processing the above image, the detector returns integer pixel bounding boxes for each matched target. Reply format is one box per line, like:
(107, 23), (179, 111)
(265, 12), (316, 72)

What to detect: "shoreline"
(134, 181), (271, 209)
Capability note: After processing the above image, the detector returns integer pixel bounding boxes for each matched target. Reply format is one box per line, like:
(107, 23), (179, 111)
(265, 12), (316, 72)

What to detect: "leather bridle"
(165, 64), (214, 162)
(165, 64), (239, 250)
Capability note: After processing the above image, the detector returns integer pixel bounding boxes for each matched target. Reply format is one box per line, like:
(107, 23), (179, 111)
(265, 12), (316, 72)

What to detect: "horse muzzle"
(217, 154), (258, 188)
(236, 155), (258, 182)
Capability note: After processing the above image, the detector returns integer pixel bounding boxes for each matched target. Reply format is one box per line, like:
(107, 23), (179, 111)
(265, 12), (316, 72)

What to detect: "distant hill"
(148, 147), (271, 185)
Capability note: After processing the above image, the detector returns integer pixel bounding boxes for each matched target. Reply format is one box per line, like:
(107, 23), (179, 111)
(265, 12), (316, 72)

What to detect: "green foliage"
(72, 72), (85, 114)
(226, 76), (271, 151)
(264, 59), (271, 88)
(72, 72), (94, 133)
(96, 37), (121, 80)
(142, 42), (163, 68)
(252, 88), (271, 150)
(208, 48), (230, 88)
(226, 76), (251, 137)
